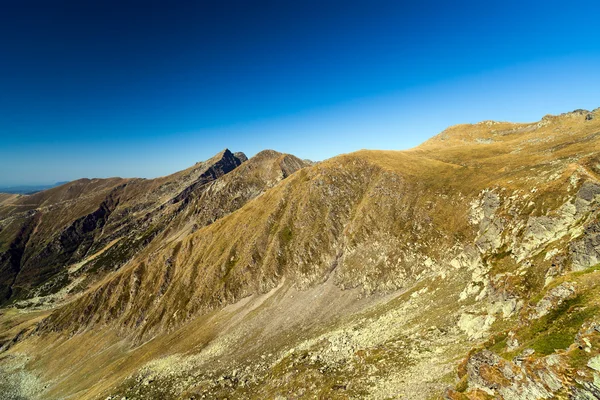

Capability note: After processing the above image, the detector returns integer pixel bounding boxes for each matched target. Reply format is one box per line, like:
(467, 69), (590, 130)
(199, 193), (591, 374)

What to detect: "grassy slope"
(1, 109), (600, 399)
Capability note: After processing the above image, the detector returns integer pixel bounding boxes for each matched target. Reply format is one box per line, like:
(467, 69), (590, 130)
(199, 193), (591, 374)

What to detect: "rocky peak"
(542, 107), (598, 123)
(252, 149), (283, 159)
(233, 151), (248, 163)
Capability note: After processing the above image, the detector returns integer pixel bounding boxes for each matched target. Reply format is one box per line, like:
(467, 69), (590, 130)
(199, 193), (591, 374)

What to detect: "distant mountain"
(1, 108), (600, 399)
(0, 181), (69, 195)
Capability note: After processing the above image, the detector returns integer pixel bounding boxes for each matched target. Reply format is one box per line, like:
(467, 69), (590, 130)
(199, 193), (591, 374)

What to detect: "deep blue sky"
(1, 0), (599, 185)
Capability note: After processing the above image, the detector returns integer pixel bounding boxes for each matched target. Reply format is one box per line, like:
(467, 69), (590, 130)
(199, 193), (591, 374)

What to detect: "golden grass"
(2, 108), (599, 399)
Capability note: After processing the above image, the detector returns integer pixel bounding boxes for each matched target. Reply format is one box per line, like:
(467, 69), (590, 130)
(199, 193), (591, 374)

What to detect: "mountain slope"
(0, 149), (253, 306)
(43, 109), (600, 336)
(1, 108), (600, 400)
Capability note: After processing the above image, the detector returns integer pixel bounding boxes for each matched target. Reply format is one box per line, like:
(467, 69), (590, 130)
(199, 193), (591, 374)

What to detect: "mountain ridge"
(1, 108), (600, 399)
(0, 148), (309, 308)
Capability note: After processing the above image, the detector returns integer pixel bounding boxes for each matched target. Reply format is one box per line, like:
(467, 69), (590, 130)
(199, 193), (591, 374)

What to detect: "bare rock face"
(571, 222), (600, 271)
(460, 350), (559, 399)
(233, 151), (248, 163)
(2, 107), (600, 400)
(458, 313), (496, 340)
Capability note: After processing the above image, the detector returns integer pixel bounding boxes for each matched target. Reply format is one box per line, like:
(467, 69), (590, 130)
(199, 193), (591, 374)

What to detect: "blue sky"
(1, 0), (599, 185)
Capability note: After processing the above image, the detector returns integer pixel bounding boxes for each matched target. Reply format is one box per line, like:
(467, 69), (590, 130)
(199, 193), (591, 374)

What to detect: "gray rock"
(571, 222), (600, 271)
(578, 181), (600, 202)
(233, 152), (248, 163)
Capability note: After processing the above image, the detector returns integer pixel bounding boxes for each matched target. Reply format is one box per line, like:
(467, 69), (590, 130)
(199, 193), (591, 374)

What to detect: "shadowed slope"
(0, 149), (248, 305)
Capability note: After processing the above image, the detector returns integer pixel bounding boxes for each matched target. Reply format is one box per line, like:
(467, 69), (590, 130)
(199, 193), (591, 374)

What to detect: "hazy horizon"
(1, 99), (599, 188)
(1, 0), (599, 186)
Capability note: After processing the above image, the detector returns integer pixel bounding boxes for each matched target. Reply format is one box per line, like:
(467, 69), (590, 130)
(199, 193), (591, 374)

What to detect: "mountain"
(0, 149), (287, 308)
(1, 108), (600, 399)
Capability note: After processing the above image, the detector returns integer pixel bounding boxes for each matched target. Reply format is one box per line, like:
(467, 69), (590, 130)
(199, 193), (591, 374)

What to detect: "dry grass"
(1, 108), (599, 399)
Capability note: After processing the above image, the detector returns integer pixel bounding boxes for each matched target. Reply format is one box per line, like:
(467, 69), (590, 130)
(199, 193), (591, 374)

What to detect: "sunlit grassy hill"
(1, 108), (600, 399)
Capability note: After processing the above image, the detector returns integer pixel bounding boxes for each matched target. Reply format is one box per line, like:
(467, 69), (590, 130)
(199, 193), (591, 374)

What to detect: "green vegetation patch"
(486, 332), (508, 354)
(279, 225), (293, 246)
(515, 295), (598, 356)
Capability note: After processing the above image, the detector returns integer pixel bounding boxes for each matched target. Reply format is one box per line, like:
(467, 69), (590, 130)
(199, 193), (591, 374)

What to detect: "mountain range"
(1, 107), (600, 399)
(0, 183), (70, 195)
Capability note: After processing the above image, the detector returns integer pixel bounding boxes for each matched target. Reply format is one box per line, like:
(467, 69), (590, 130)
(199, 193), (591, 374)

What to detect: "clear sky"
(1, 0), (599, 186)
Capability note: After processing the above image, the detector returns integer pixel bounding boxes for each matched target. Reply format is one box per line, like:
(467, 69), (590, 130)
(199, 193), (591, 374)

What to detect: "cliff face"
(1, 109), (600, 400)
(0, 177), (128, 303)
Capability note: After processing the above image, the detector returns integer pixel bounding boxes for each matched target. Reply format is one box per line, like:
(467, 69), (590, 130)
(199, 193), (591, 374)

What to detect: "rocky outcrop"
(571, 222), (600, 271)
(170, 149), (245, 204)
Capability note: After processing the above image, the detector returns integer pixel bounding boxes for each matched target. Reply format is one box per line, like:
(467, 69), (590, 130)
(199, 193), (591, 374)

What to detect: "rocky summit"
(1, 108), (600, 399)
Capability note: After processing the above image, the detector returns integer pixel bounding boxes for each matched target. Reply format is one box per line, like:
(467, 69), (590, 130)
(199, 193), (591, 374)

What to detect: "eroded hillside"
(0, 149), (307, 311)
(1, 108), (600, 399)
